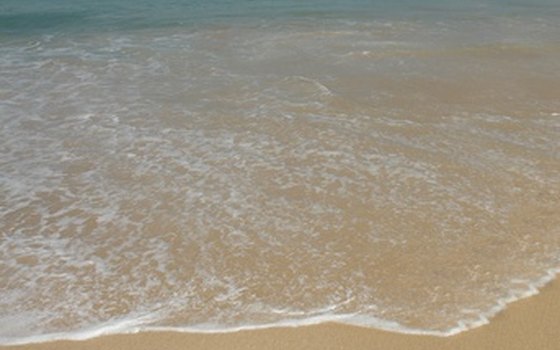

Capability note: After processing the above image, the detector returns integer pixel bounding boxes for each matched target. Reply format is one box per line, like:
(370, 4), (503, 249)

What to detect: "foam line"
(2, 267), (559, 346)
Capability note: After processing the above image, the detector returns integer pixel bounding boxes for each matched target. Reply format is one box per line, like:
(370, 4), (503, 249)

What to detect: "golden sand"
(3, 279), (559, 350)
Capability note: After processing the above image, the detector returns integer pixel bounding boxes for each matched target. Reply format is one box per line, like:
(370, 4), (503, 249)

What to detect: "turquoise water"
(1, 0), (560, 345)
(2, 0), (560, 34)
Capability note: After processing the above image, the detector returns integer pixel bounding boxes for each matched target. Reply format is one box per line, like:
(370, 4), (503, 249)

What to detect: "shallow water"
(1, 0), (560, 345)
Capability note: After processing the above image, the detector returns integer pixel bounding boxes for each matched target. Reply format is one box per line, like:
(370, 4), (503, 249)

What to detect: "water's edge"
(2, 267), (559, 346)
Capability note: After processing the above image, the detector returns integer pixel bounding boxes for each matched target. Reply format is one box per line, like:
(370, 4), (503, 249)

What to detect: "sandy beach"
(3, 1), (560, 349)
(2, 279), (559, 350)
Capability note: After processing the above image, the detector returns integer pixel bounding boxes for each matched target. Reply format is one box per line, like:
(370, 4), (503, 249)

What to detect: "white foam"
(0, 314), (160, 346)
(2, 267), (560, 346)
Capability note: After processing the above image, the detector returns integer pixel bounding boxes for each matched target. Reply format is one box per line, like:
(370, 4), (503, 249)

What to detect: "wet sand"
(3, 279), (559, 350)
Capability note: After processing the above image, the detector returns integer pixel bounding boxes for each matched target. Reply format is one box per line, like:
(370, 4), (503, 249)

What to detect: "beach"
(2, 0), (560, 347)
(2, 279), (559, 350)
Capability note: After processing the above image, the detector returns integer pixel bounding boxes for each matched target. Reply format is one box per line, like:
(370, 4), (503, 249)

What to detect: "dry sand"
(2, 280), (559, 350)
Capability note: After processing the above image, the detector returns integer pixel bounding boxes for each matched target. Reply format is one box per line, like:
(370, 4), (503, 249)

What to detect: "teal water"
(1, 0), (560, 345)
(2, 0), (560, 34)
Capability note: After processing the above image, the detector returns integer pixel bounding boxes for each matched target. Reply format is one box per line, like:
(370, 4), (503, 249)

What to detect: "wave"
(2, 267), (559, 346)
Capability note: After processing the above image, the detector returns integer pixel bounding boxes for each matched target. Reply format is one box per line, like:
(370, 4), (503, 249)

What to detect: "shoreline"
(3, 279), (560, 350)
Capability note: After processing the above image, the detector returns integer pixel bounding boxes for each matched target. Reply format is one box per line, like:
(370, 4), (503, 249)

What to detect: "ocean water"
(1, 0), (560, 345)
